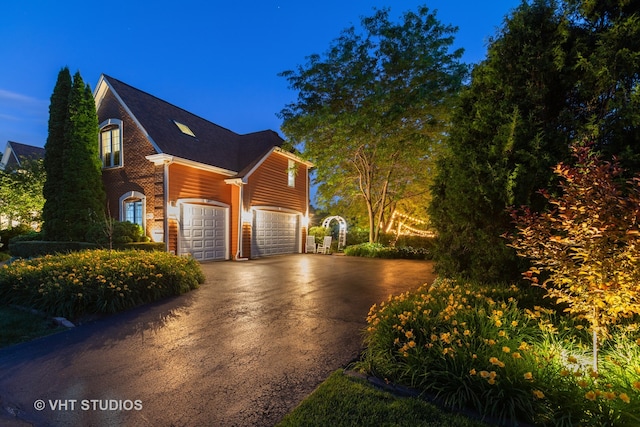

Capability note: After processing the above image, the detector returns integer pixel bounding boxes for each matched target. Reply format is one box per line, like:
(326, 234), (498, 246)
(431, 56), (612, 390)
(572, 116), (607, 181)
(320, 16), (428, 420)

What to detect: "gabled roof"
(0, 141), (45, 170)
(94, 74), (290, 174)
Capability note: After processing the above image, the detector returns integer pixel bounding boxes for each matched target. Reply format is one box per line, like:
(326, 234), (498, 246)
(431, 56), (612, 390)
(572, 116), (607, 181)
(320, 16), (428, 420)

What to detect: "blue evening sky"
(0, 1), (522, 148)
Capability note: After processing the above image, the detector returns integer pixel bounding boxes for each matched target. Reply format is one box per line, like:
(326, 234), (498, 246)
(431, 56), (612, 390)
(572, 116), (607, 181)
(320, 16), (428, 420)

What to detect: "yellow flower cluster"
(584, 390), (630, 404)
(362, 277), (640, 417)
(479, 370), (498, 385)
(1, 249), (203, 317)
(489, 357), (506, 368)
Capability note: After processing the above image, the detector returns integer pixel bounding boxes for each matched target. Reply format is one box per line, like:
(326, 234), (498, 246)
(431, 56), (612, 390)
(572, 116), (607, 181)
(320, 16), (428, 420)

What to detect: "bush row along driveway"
(0, 254), (436, 427)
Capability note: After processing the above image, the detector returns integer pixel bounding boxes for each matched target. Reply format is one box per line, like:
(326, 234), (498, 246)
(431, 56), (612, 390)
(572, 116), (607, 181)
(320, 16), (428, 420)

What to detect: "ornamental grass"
(355, 278), (640, 426)
(0, 249), (205, 319)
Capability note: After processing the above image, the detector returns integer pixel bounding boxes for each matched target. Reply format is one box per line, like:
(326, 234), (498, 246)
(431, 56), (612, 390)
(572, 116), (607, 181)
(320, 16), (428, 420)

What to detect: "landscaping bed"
(354, 278), (640, 426)
(0, 249), (205, 320)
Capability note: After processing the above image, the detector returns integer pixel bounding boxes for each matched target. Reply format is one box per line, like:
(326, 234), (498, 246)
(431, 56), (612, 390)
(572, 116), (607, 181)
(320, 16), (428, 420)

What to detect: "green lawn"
(277, 370), (488, 427)
(0, 305), (65, 348)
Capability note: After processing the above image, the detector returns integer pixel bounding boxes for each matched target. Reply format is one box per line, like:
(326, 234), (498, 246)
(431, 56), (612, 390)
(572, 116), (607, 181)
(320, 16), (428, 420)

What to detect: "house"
(0, 141), (45, 171)
(93, 74), (312, 261)
(0, 141), (45, 229)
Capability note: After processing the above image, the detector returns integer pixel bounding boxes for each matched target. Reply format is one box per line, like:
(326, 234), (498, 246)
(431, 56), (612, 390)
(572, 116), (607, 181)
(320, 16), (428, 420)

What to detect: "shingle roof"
(100, 75), (284, 174)
(1, 141), (45, 170)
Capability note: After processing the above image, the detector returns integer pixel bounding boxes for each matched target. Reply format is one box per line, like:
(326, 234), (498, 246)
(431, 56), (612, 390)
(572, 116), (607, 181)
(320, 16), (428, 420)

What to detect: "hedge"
(8, 241), (165, 258)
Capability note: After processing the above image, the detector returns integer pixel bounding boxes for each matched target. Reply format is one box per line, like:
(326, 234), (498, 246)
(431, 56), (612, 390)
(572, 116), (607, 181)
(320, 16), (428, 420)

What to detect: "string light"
(397, 223), (435, 237)
(387, 211), (434, 237)
(390, 211), (429, 225)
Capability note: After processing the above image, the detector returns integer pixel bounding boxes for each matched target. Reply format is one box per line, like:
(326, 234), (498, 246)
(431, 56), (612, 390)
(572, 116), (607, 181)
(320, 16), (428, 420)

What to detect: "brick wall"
(97, 90), (162, 240)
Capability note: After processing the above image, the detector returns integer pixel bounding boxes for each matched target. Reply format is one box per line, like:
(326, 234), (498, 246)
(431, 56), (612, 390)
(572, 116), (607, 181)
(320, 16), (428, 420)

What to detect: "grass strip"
(277, 370), (488, 427)
(0, 305), (65, 348)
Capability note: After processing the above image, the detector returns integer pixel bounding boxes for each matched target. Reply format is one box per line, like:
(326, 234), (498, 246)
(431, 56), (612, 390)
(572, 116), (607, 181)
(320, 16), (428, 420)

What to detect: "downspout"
(305, 164), (310, 252)
(163, 159), (171, 253)
(235, 181), (249, 261)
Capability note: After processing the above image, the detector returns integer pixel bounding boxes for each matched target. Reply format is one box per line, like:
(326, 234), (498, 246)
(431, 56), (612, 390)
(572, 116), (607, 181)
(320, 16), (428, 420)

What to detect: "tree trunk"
(592, 307), (599, 373)
(592, 328), (598, 373)
(373, 175), (391, 243)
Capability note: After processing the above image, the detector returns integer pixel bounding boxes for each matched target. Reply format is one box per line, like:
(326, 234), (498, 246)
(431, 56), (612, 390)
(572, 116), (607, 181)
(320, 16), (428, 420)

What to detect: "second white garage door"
(180, 203), (228, 261)
(252, 210), (299, 257)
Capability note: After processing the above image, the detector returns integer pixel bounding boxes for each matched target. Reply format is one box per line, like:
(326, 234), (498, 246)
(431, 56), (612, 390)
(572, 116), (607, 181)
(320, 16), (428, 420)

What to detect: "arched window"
(119, 191), (146, 230)
(100, 119), (122, 168)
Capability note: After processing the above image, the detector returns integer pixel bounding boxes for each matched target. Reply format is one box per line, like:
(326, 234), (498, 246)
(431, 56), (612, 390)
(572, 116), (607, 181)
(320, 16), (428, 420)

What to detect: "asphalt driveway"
(0, 255), (436, 427)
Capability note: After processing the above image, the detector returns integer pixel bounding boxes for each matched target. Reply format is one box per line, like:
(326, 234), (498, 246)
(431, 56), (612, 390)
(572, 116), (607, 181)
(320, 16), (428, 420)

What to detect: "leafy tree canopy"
(280, 6), (468, 242)
(509, 141), (640, 370)
(0, 158), (45, 229)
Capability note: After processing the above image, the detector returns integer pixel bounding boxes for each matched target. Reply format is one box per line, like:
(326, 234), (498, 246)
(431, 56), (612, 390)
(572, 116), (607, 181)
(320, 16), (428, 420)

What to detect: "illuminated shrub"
(357, 278), (640, 426)
(0, 249), (204, 319)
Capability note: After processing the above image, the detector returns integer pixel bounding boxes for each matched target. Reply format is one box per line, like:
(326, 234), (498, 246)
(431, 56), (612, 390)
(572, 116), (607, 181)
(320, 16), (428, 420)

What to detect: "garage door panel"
(252, 211), (299, 257)
(180, 204), (227, 261)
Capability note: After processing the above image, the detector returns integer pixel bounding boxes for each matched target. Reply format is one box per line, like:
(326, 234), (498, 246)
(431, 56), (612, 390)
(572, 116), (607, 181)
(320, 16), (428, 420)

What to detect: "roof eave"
(274, 147), (314, 167)
(94, 74), (163, 155)
(236, 146), (313, 181)
(146, 153), (237, 176)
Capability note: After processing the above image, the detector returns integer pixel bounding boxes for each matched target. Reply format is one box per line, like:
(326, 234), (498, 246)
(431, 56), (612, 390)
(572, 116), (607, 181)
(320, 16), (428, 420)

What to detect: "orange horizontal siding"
(168, 163), (232, 205)
(244, 153), (307, 212)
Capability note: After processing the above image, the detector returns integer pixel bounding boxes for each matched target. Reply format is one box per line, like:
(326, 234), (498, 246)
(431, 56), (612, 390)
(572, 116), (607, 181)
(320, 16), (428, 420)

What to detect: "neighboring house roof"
(95, 74), (299, 175)
(0, 141), (45, 170)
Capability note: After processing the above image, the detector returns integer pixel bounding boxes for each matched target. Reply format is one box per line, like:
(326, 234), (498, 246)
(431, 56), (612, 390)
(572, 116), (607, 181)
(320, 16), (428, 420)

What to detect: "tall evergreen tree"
(429, 0), (640, 282)
(566, 0), (640, 168)
(429, 1), (573, 282)
(61, 72), (105, 240)
(42, 67), (72, 240)
(42, 69), (105, 241)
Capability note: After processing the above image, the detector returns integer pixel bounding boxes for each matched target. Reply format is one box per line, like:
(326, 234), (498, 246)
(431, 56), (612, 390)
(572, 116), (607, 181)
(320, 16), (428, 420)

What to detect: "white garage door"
(252, 210), (299, 257)
(180, 204), (227, 261)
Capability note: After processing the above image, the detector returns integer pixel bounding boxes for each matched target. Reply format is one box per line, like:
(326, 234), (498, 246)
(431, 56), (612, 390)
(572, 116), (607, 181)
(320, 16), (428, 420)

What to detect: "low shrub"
(9, 237), (162, 258)
(113, 242), (165, 252)
(8, 230), (43, 243)
(9, 241), (98, 258)
(85, 220), (147, 245)
(379, 233), (436, 250)
(344, 243), (432, 260)
(345, 228), (370, 246)
(0, 225), (34, 251)
(356, 278), (640, 426)
(0, 249), (205, 319)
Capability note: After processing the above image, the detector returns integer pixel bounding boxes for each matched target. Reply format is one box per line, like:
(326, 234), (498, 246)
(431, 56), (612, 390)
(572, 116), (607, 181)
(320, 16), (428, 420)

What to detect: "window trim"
(100, 118), (123, 169)
(287, 159), (296, 188)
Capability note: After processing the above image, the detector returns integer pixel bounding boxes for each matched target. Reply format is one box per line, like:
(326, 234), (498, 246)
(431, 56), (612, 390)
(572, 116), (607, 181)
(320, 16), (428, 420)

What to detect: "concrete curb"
(52, 317), (75, 328)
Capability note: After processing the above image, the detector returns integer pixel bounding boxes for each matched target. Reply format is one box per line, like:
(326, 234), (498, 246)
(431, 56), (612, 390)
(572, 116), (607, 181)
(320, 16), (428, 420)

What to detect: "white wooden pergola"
(321, 216), (347, 249)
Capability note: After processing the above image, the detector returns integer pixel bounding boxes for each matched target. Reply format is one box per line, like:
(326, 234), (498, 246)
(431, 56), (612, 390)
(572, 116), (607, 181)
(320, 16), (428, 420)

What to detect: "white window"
(124, 200), (143, 227)
(100, 119), (122, 168)
(287, 159), (296, 188)
(119, 191), (146, 230)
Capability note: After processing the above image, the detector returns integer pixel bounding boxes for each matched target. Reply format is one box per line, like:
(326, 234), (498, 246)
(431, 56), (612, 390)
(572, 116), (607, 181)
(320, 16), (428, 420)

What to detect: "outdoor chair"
(306, 235), (317, 253)
(317, 236), (332, 254)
